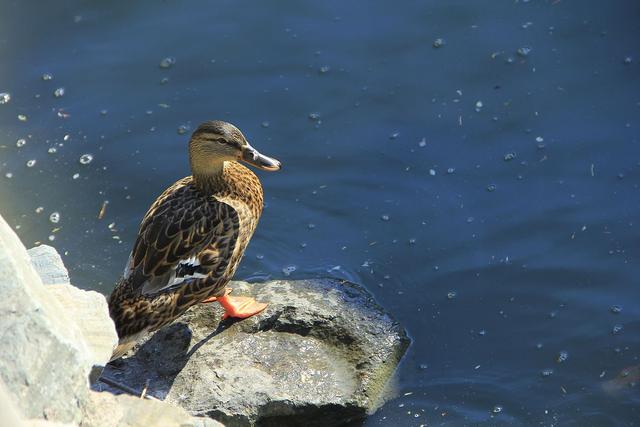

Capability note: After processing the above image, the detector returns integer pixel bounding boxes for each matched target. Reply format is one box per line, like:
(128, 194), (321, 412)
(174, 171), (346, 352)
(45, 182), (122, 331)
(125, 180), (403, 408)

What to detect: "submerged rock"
(100, 279), (410, 426)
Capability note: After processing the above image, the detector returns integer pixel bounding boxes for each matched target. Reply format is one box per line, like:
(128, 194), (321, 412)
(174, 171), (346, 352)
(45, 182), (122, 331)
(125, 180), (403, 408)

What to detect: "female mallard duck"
(108, 120), (281, 359)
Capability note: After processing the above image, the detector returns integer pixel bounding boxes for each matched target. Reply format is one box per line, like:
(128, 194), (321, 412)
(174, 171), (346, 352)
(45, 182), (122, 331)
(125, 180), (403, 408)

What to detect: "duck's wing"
(124, 181), (239, 296)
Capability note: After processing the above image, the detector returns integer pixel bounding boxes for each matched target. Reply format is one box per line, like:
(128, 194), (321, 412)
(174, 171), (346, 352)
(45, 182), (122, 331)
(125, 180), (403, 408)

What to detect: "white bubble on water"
(159, 57), (176, 69)
(282, 265), (297, 276)
(79, 154), (93, 165)
(49, 212), (61, 224)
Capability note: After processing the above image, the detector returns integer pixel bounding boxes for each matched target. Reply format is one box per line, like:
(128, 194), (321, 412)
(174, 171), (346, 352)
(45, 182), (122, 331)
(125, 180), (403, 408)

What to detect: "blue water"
(1, 0), (639, 425)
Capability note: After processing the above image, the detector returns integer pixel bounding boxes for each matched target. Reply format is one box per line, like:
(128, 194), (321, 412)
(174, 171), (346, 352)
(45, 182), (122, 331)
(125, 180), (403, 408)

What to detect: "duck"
(107, 120), (281, 360)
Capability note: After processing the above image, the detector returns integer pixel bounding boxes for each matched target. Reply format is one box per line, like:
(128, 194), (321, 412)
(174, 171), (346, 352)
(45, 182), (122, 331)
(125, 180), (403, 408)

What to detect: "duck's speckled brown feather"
(108, 161), (264, 352)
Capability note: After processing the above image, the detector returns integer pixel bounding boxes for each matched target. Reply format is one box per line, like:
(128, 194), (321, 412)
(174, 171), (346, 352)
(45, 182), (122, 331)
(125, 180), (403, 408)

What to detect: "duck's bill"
(241, 144), (281, 171)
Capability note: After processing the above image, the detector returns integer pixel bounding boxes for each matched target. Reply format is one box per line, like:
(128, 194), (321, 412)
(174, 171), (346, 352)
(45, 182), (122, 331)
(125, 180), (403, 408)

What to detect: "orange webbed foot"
(217, 294), (267, 320)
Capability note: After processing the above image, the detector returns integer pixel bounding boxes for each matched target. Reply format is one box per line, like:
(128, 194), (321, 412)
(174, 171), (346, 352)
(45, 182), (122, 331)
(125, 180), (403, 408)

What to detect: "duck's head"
(189, 120), (281, 174)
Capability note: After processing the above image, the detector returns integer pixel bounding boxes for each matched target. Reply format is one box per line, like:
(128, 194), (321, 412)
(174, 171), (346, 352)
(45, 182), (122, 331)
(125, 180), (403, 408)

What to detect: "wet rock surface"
(100, 279), (410, 427)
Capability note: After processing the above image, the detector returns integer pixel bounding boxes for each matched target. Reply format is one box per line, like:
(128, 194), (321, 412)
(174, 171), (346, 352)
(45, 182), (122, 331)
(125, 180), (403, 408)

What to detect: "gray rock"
(28, 245), (119, 382)
(82, 391), (225, 427)
(1, 215), (220, 427)
(100, 279), (409, 426)
(28, 245), (70, 285)
(0, 217), (90, 424)
(46, 284), (118, 382)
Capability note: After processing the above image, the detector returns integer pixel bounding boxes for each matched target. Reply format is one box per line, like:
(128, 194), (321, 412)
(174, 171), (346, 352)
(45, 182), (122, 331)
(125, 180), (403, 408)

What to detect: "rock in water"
(100, 279), (410, 426)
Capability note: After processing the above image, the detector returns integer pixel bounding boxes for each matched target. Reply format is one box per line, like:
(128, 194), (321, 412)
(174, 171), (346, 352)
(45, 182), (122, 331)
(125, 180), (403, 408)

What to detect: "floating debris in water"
(447, 291), (457, 299)
(159, 57), (176, 69)
(53, 87), (65, 98)
(16, 138), (26, 148)
(308, 112), (321, 121)
(418, 138), (427, 147)
(623, 56), (633, 65)
(160, 77), (169, 85)
(612, 324), (623, 335)
(48, 235), (55, 241)
(429, 169), (436, 176)
(504, 152), (516, 161)
(408, 238), (416, 244)
(49, 212), (61, 224)
(541, 368), (554, 377)
(98, 200), (109, 219)
(447, 167), (455, 174)
(466, 216), (474, 223)
(255, 254), (264, 260)
(72, 173), (80, 179)
(318, 65), (331, 74)
(475, 100), (483, 112)
(282, 265), (296, 276)
(100, 109), (108, 116)
(535, 136), (544, 143)
(79, 154), (93, 165)
(57, 109), (70, 119)
(432, 38), (445, 48)
(557, 351), (569, 363)
(261, 121), (270, 128)
(381, 214), (390, 221)
(517, 47), (532, 57)
(42, 73), (53, 81)
(0, 92), (11, 104)
(4, 172), (13, 179)
(35, 207), (44, 214)
(177, 124), (190, 135)
(26, 159), (36, 168)
(307, 223), (316, 229)
(487, 184), (496, 192)
(492, 405), (503, 414)
(18, 114), (27, 121)
(610, 305), (622, 314)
